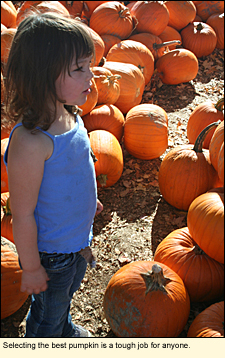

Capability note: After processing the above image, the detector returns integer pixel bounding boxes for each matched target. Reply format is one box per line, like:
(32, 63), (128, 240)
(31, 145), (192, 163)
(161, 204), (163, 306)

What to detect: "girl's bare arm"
(7, 127), (52, 294)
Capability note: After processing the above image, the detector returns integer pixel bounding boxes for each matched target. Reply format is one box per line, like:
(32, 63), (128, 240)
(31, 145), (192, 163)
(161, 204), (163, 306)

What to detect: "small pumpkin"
(103, 61), (145, 114)
(124, 103), (168, 160)
(187, 301), (224, 337)
(128, 32), (166, 61)
(89, 129), (123, 188)
(187, 98), (224, 149)
(87, 26), (105, 66)
(164, 1), (196, 31)
(1, 237), (29, 319)
(209, 120), (224, 171)
(59, 1), (83, 17)
(106, 40), (154, 86)
(158, 122), (221, 211)
(154, 227), (224, 302)
(1, 1), (17, 28)
(91, 66), (121, 106)
(1, 27), (17, 66)
(82, 1), (110, 20)
(129, 1), (169, 36)
(89, 1), (135, 40)
(78, 77), (98, 116)
(103, 261), (190, 337)
(155, 48), (198, 85)
(187, 190), (224, 264)
(180, 22), (217, 58)
(82, 104), (124, 142)
(206, 12), (224, 50)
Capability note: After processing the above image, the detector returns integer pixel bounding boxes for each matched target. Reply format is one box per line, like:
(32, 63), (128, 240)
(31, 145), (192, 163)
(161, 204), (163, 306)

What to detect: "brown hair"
(5, 11), (95, 131)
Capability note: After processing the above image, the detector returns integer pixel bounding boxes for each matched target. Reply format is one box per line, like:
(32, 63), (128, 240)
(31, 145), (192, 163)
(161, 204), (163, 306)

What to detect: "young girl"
(3, 11), (103, 338)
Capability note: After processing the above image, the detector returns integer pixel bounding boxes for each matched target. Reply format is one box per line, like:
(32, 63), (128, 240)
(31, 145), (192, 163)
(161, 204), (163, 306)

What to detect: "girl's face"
(55, 55), (93, 107)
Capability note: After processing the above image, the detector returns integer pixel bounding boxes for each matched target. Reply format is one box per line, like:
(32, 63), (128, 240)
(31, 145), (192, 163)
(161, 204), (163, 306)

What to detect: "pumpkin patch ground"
(1, 47), (224, 338)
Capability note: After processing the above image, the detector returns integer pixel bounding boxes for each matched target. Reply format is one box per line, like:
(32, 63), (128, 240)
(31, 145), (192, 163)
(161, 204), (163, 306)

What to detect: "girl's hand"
(95, 199), (103, 216)
(79, 246), (96, 265)
(21, 265), (49, 295)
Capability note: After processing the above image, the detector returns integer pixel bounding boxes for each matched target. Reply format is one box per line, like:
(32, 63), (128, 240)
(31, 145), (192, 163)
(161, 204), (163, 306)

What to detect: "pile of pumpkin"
(1, 1), (224, 337)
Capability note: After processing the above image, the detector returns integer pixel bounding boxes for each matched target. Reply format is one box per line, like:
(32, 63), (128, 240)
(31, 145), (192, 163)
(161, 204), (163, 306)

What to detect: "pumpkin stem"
(153, 40), (181, 50)
(214, 97), (224, 111)
(192, 121), (221, 153)
(140, 263), (172, 295)
(196, 22), (204, 31)
(97, 174), (108, 187)
(3, 197), (11, 216)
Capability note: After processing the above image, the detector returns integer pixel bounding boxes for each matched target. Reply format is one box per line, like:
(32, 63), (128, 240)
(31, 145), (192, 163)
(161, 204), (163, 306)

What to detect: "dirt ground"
(1, 47), (224, 338)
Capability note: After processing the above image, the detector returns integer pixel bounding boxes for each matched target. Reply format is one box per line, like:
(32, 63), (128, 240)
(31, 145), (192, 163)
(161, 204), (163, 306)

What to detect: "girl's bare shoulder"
(10, 125), (53, 161)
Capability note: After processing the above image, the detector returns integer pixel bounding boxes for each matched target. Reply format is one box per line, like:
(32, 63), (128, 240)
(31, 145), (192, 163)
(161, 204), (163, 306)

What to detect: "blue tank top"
(4, 115), (97, 253)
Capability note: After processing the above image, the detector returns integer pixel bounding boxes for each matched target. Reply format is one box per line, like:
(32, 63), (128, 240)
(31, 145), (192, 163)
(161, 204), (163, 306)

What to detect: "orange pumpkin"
(59, 1), (83, 17)
(193, 1), (224, 21)
(124, 103), (168, 160)
(16, 1), (70, 26)
(129, 1), (169, 36)
(158, 26), (182, 51)
(206, 12), (224, 50)
(1, 27), (17, 65)
(103, 61), (145, 114)
(217, 142), (224, 186)
(1, 1), (17, 28)
(128, 32), (165, 61)
(100, 34), (121, 57)
(89, 1), (135, 40)
(89, 129), (123, 188)
(158, 122), (221, 211)
(187, 98), (224, 149)
(1, 237), (29, 319)
(87, 27), (105, 66)
(181, 22), (217, 58)
(91, 66), (121, 106)
(103, 261), (190, 337)
(78, 78), (98, 116)
(106, 40), (154, 85)
(187, 190), (224, 264)
(1, 137), (9, 193)
(154, 227), (224, 302)
(155, 48), (198, 85)
(164, 1), (196, 31)
(187, 301), (224, 337)
(82, 1), (109, 19)
(82, 104), (124, 142)
(209, 120), (224, 172)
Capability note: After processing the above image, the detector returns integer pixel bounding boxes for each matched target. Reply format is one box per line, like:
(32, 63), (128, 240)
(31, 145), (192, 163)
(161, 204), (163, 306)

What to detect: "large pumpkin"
(124, 104), (168, 160)
(217, 142), (224, 186)
(155, 48), (198, 85)
(207, 12), (224, 50)
(128, 32), (165, 61)
(158, 26), (182, 51)
(89, 1), (135, 39)
(78, 78), (98, 116)
(187, 190), (224, 264)
(209, 120), (224, 172)
(103, 261), (190, 337)
(181, 22), (217, 58)
(187, 301), (224, 337)
(103, 61), (145, 114)
(1, 237), (29, 319)
(1, 27), (17, 66)
(158, 122), (221, 211)
(89, 129), (123, 188)
(82, 104), (124, 142)
(129, 1), (169, 36)
(164, 1), (196, 31)
(106, 40), (154, 86)
(1, 1), (17, 28)
(187, 98), (224, 149)
(154, 227), (224, 302)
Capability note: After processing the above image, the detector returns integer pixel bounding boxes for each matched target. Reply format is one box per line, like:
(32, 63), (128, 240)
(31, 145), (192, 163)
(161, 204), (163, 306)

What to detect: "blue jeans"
(24, 252), (87, 337)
